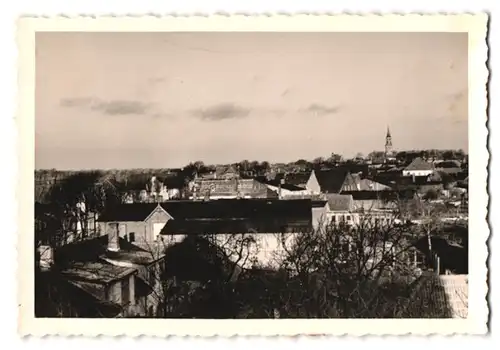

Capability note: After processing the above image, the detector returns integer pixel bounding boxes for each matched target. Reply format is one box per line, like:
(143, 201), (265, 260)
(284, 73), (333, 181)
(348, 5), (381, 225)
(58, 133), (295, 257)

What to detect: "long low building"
(97, 199), (313, 268)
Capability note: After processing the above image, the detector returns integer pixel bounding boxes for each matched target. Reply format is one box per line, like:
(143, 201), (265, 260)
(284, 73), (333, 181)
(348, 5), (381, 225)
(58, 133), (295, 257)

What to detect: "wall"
(266, 184), (309, 198)
(162, 232), (299, 269)
(312, 206), (328, 228)
(403, 170), (434, 177)
(107, 280), (122, 305)
(139, 259), (166, 317)
(306, 171), (321, 194)
(144, 207), (171, 242)
(99, 206), (171, 244)
(326, 211), (358, 226)
(352, 199), (389, 211)
(99, 221), (148, 243)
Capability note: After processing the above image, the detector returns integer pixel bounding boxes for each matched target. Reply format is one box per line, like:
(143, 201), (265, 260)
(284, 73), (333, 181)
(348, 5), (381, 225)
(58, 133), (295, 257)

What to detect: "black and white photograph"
(19, 15), (488, 335)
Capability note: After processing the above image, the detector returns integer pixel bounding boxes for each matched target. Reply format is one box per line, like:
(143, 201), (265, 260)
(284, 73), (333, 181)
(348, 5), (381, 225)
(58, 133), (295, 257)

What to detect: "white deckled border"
(17, 14), (489, 337)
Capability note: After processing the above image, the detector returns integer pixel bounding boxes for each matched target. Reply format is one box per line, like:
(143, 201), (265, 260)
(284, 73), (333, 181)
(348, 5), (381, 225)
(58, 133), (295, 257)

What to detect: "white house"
(402, 157), (435, 177)
(99, 199), (314, 269)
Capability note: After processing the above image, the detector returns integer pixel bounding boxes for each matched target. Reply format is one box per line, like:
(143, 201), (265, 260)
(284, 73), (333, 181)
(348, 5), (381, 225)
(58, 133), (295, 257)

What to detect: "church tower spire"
(385, 126), (393, 160)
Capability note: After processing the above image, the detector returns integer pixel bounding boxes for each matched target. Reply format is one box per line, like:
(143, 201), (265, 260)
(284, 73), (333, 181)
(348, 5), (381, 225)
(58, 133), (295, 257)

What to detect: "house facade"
(97, 203), (173, 244)
(324, 194), (358, 226)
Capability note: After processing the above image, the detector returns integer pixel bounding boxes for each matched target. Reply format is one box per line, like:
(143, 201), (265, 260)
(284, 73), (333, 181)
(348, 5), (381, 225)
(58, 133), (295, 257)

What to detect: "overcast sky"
(35, 32), (468, 170)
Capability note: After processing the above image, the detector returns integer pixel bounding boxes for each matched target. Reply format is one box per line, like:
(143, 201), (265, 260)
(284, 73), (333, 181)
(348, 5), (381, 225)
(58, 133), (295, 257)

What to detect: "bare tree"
(265, 214), (424, 318)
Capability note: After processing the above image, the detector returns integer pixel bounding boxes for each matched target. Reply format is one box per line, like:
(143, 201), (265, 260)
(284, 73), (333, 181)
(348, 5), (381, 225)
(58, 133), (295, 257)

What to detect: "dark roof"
(311, 200), (328, 208)
(158, 174), (186, 189)
(160, 199), (313, 235)
(256, 177), (306, 191)
(97, 203), (159, 222)
(315, 169), (350, 193)
(163, 199), (312, 220)
(435, 161), (461, 169)
(341, 190), (414, 201)
(284, 172), (311, 186)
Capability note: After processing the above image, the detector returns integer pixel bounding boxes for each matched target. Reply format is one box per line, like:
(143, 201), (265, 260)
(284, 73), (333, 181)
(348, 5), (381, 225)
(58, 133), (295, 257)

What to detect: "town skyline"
(36, 32), (468, 170)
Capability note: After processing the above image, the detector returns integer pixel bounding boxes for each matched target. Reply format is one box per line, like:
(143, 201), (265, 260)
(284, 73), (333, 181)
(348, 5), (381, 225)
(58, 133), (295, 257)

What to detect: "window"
(129, 232), (135, 242)
(346, 215), (351, 221)
(122, 277), (130, 305)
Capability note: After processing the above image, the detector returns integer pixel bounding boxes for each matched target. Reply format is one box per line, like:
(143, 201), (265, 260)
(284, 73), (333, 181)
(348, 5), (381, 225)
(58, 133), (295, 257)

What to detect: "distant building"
(283, 171), (319, 193)
(190, 178), (276, 200)
(258, 177), (310, 199)
(403, 157), (435, 177)
(384, 126), (393, 162)
(324, 194), (358, 226)
(434, 160), (463, 175)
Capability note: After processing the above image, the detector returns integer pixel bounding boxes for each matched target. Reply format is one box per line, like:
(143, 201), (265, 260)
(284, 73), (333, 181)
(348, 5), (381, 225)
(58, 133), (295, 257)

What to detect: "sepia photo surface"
(18, 14), (489, 336)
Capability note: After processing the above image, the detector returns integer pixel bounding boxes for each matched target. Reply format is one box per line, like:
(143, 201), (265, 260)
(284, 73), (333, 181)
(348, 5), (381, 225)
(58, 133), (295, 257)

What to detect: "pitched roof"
(404, 157), (434, 171)
(60, 261), (135, 284)
(193, 178), (271, 198)
(438, 275), (468, 318)
(315, 169), (350, 193)
(166, 198), (312, 219)
(408, 273), (468, 318)
(284, 172), (311, 186)
(55, 235), (160, 267)
(160, 199), (313, 235)
(97, 203), (159, 222)
(325, 194), (353, 211)
(435, 160), (461, 168)
(341, 190), (413, 201)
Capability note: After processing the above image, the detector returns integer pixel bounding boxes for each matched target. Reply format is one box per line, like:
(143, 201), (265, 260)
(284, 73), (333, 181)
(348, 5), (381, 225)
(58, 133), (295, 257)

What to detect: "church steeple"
(385, 126), (393, 160)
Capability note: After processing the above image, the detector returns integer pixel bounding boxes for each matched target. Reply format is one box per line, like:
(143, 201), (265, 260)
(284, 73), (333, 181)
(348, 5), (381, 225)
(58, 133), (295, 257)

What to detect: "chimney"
(107, 222), (120, 252)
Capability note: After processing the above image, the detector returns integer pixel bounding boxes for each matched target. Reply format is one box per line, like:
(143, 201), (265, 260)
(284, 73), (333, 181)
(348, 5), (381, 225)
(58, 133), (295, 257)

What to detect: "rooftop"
(315, 169), (351, 193)
(99, 198), (313, 223)
(60, 261), (136, 284)
(404, 157), (434, 171)
(325, 194), (353, 211)
(160, 199), (313, 235)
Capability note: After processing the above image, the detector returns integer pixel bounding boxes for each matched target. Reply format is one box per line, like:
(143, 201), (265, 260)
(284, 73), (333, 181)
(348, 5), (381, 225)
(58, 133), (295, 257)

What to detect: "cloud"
(191, 103), (250, 121)
(302, 104), (342, 116)
(92, 100), (151, 115)
(60, 97), (94, 108)
(60, 97), (152, 116)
